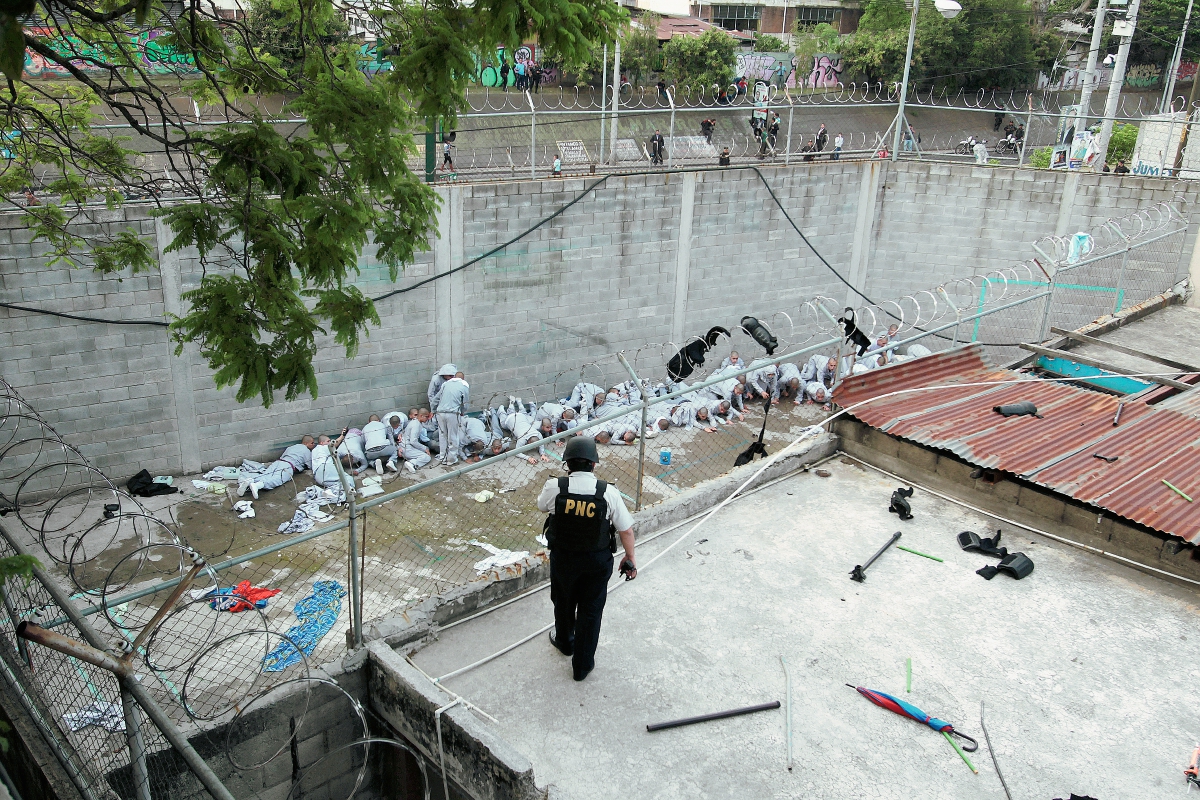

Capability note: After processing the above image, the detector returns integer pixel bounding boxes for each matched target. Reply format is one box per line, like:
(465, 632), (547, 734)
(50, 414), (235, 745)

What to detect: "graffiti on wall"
(808, 54), (843, 88)
(1178, 61), (1198, 83)
(1038, 63), (1168, 91)
(23, 27), (198, 78)
(735, 52), (842, 89)
(1124, 63), (1162, 89)
(474, 45), (558, 88)
(737, 52), (796, 87)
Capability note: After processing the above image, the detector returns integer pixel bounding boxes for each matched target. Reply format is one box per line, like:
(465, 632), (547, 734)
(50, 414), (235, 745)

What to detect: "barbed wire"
(0, 376), (431, 800)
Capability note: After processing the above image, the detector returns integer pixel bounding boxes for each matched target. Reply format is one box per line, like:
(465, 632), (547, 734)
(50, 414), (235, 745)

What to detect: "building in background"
(689, 0), (861, 38)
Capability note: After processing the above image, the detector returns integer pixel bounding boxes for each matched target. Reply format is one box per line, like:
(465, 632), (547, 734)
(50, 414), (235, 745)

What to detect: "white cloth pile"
(297, 501), (333, 523)
(294, 486), (345, 505)
(202, 466), (242, 481)
(470, 540), (530, 573)
(62, 701), (124, 732)
(277, 511), (315, 535)
(233, 500), (255, 519)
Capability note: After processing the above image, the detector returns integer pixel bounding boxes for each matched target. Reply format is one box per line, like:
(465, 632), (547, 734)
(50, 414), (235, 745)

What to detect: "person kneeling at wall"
(536, 437), (636, 682)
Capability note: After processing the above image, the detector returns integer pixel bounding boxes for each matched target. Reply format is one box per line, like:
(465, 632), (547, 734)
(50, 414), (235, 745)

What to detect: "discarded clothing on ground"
(734, 395), (772, 467)
(127, 469), (179, 497)
(295, 486), (345, 505)
(261, 581), (347, 672)
(202, 466), (241, 481)
(206, 580), (281, 612)
(889, 486), (914, 520)
(233, 500), (255, 519)
(297, 501), (332, 523)
(62, 701), (124, 732)
(993, 400), (1041, 418)
(471, 540), (530, 573)
(959, 529), (1033, 580)
(278, 511), (315, 535)
(240, 459), (267, 475)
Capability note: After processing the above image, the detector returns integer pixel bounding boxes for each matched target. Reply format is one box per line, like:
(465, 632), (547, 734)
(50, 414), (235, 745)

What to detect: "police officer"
(536, 437), (636, 681)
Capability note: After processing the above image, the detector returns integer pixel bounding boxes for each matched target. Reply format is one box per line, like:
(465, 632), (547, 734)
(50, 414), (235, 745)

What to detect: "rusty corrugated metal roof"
(833, 344), (1200, 542)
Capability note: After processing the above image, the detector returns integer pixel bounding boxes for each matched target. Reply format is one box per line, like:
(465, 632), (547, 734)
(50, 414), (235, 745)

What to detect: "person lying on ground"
(238, 436), (316, 499)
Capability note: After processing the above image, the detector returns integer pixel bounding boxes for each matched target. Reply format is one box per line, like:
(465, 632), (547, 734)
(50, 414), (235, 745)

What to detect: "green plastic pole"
(906, 658), (912, 693)
(943, 731), (978, 774)
(1162, 479), (1194, 502)
(898, 545), (944, 563)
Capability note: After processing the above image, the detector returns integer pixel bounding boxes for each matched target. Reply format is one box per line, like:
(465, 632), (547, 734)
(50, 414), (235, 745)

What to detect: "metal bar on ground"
(646, 701), (781, 732)
(1048, 327), (1200, 372)
(850, 531), (901, 582)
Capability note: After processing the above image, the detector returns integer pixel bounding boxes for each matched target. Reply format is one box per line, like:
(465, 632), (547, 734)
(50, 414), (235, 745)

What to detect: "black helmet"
(563, 436), (599, 464)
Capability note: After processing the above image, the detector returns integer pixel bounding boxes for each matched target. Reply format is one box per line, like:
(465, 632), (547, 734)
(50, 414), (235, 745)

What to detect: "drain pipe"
(617, 352), (648, 510)
(435, 698), (462, 800)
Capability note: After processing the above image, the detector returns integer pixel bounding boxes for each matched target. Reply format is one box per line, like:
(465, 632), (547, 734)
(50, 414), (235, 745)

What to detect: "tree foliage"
(753, 34), (787, 52)
(0, 0), (623, 406)
(661, 27), (736, 90)
(841, 0), (1061, 89)
(792, 21), (840, 87)
(1107, 122), (1138, 163)
(620, 11), (661, 86)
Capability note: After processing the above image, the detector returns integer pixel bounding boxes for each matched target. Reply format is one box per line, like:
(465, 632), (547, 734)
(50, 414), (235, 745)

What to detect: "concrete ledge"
(368, 641), (544, 800)
(835, 418), (1200, 587)
(364, 432), (838, 649)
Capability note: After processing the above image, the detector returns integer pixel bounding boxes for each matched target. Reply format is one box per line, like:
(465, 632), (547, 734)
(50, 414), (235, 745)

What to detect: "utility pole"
(599, 43), (608, 167)
(1075, 0), (1109, 136)
(1173, 58), (1200, 172)
(1095, 0), (1142, 168)
(608, 37), (622, 164)
(1161, 0), (1194, 113)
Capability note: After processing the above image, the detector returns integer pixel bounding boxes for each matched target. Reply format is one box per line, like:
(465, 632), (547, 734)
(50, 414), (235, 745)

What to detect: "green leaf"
(0, 14), (25, 81)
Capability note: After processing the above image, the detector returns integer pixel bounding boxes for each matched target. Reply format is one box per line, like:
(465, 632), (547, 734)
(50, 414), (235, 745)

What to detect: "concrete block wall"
(3, 162), (1199, 480)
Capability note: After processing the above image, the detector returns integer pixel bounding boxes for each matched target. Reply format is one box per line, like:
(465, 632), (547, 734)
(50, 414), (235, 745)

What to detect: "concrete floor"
(410, 458), (1200, 800)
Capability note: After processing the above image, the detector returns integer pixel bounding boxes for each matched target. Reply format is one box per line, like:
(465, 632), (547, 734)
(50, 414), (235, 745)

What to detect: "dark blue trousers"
(550, 549), (614, 675)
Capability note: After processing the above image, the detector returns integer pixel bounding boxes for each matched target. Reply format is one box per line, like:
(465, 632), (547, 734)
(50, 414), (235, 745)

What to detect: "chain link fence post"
(617, 353), (647, 511)
(333, 450), (363, 649)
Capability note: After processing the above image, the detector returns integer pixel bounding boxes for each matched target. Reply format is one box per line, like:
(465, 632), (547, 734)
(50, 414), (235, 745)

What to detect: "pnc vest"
(547, 477), (615, 553)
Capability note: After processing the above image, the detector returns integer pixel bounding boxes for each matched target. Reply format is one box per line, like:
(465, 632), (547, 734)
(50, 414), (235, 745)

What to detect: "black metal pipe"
(850, 531), (902, 582)
(646, 701), (780, 732)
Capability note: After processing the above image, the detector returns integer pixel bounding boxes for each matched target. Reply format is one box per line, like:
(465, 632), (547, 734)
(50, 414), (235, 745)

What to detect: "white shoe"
(404, 461), (416, 474)
(386, 459), (399, 473)
(249, 482), (260, 500)
(374, 459), (383, 475)
(237, 478), (249, 497)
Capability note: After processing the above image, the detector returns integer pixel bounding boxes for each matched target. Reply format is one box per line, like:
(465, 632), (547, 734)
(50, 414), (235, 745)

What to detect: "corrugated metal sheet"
(1155, 386), (1200, 417)
(834, 344), (1200, 542)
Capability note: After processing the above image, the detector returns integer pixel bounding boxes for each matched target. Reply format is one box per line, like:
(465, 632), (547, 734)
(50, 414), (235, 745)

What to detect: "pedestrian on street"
(649, 130), (666, 165)
(816, 123), (828, 152)
(718, 147), (731, 166)
(973, 138), (989, 165)
(833, 131), (844, 160)
(538, 437), (636, 682)
(552, 153), (562, 176)
(499, 60), (509, 91)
